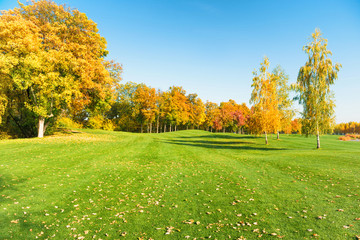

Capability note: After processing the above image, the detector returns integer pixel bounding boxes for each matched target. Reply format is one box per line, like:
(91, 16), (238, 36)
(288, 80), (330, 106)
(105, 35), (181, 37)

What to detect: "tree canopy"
(0, 0), (121, 137)
(250, 57), (281, 144)
(296, 29), (341, 148)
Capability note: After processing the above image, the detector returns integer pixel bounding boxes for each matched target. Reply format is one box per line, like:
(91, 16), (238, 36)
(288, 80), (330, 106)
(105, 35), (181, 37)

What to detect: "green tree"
(273, 65), (294, 139)
(296, 29), (341, 149)
(106, 82), (138, 132)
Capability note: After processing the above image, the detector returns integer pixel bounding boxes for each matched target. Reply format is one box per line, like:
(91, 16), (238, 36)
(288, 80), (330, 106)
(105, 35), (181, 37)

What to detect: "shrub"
(103, 119), (115, 131)
(87, 116), (115, 131)
(339, 136), (351, 141)
(87, 115), (104, 129)
(0, 131), (11, 140)
(57, 117), (82, 129)
(345, 134), (360, 139)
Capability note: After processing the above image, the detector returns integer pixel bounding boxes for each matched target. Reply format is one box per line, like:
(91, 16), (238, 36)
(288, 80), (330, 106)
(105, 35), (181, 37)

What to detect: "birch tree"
(273, 65), (294, 139)
(250, 57), (280, 144)
(296, 29), (341, 149)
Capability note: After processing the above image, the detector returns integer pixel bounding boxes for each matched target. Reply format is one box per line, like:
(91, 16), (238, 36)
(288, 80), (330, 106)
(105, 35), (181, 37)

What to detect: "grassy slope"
(0, 130), (359, 239)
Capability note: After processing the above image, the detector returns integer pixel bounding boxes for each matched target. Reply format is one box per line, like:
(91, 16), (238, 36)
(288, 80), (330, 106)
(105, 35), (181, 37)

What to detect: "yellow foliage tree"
(296, 29), (341, 148)
(162, 86), (189, 131)
(187, 94), (206, 129)
(133, 84), (157, 133)
(250, 57), (280, 144)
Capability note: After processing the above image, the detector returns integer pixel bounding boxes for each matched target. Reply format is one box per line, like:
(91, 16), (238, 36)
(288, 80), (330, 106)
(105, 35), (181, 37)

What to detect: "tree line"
(58, 80), (304, 136)
(334, 122), (360, 135)
(0, 1), (341, 148)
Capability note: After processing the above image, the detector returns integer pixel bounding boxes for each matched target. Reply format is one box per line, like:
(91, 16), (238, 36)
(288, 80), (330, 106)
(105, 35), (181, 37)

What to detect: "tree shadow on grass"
(177, 134), (262, 140)
(161, 139), (287, 151)
(0, 174), (30, 206)
(174, 140), (255, 145)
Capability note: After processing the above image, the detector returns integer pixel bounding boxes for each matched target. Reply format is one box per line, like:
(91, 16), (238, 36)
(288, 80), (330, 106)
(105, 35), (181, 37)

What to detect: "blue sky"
(1, 0), (359, 122)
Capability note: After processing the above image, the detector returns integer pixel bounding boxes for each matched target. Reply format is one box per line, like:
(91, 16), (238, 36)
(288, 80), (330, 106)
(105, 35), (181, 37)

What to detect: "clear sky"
(1, 0), (359, 123)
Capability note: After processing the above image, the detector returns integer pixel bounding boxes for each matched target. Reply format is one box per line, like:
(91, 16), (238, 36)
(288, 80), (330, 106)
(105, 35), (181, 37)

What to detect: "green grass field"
(0, 130), (359, 239)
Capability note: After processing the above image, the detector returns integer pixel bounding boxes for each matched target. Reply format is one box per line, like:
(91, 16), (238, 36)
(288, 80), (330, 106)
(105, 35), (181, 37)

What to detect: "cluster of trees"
(104, 82), (250, 134)
(249, 29), (340, 148)
(0, 1), (342, 148)
(0, 0), (121, 138)
(65, 81), (304, 137)
(334, 122), (360, 134)
(249, 59), (294, 144)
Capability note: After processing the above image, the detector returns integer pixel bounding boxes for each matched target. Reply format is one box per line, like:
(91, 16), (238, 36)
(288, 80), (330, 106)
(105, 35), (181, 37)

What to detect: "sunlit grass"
(1, 130), (359, 239)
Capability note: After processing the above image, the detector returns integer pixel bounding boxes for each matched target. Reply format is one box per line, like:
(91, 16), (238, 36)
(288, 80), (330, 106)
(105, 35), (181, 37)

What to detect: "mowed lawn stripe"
(0, 130), (359, 239)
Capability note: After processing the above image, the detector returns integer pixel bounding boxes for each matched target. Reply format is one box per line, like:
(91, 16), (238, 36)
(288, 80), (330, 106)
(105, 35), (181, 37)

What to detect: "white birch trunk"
(265, 132), (268, 145)
(38, 117), (45, 138)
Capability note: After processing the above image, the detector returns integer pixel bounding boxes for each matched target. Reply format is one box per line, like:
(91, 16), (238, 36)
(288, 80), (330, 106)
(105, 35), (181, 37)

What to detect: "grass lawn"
(0, 130), (359, 239)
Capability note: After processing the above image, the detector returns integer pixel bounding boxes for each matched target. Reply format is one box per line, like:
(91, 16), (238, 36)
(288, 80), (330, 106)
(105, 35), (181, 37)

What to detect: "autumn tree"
(232, 108), (246, 134)
(0, 14), (42, 137)
(296, 29), (341, 148)
(162, 86), (189, 131)
(247, 107), (262, 135)
(217, 100), (245, 133)
(156, 90), (172, 132)
(230, 101), (246, 134)
(250, 57), (280, 144)
(133, 84), (157, 133)
(0, 0), (119, 137)
(154, 89), (163, 133)
(187, 94), (206, 129)
(291, 118), (302, 134)
(203, 101), (218, 132)
(219, 101), (235, 133)
(334, 122), (360, 134)
(212, 108), (223, 132)
(238, 103), (250, 134)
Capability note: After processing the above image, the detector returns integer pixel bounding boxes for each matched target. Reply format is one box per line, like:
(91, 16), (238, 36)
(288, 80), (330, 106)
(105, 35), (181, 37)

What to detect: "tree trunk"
(150, 123), (152, 133)
(164, 124), (167, 133)
(277, 131), (280, 140)
(175, 125), (177, 131)
(316, 122), (320, 149)
(265, 132), (268, 145)
(156, 115), (159, 133)
(223, 128), (225, 133)
(187, 125), (188, 130)
(44, 119), (51, 134)
(170, 125), (172, 132)
(9, 112), (30, 138)
(141, 123), (143, 133)
(38, 116), (45, 138)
